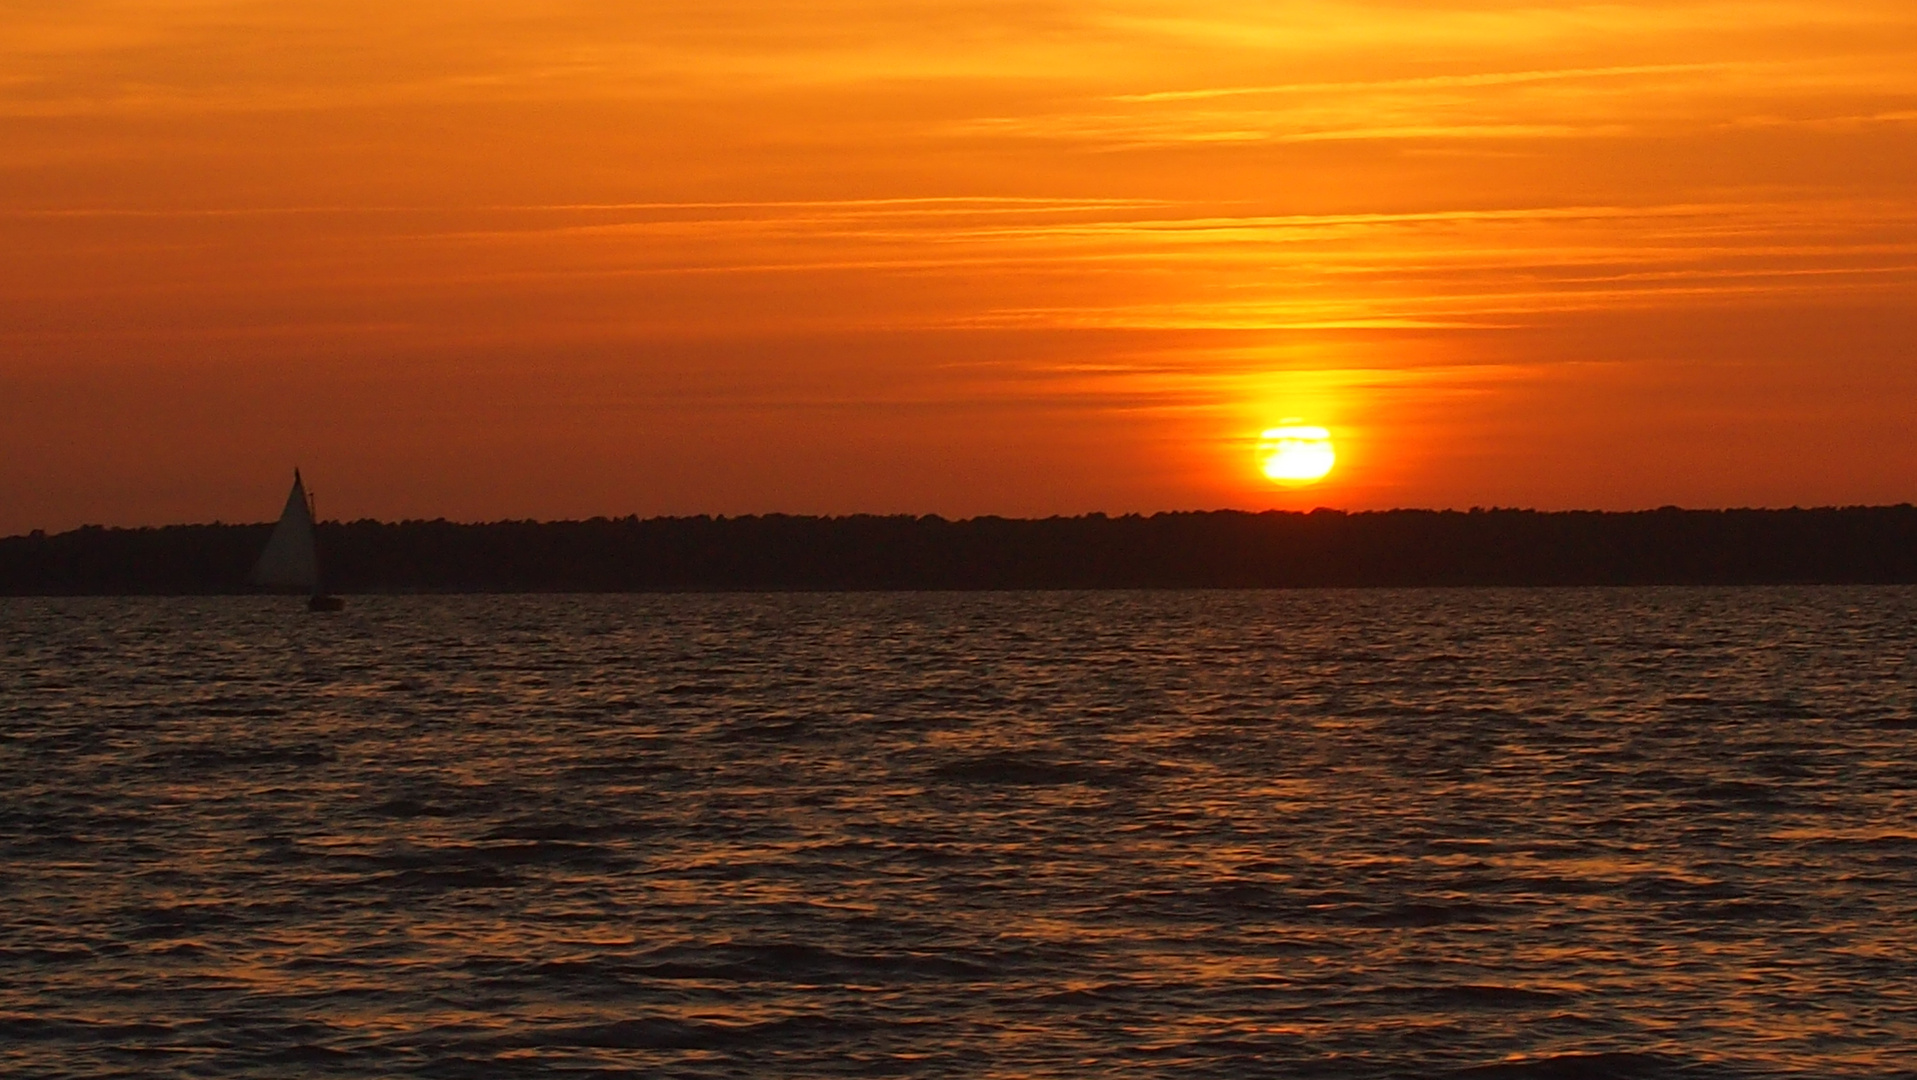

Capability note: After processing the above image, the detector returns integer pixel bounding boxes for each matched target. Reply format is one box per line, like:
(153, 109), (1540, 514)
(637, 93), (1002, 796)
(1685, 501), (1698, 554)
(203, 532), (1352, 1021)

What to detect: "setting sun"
(1257, 425), (1336, 485)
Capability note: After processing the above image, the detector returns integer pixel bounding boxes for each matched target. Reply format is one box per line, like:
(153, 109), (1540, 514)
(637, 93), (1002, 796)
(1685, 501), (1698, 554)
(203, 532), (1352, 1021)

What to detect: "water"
(3, 589), (1916, 1079)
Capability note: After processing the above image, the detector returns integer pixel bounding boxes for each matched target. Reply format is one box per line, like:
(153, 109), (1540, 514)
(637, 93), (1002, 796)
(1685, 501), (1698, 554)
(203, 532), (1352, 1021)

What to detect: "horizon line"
(11, 502), (1917, 540)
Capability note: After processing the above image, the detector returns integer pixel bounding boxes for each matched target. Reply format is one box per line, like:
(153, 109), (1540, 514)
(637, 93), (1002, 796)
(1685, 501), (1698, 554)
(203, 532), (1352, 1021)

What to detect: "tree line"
(3, 506), (1916, 594)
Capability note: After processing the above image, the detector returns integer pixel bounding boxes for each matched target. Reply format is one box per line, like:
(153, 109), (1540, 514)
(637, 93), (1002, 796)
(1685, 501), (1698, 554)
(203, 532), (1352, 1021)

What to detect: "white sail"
(250, 470), (320, 591)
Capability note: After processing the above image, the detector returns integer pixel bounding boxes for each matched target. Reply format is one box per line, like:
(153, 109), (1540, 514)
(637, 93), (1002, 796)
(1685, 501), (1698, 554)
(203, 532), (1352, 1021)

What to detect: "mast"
(308, 485), (326, 595)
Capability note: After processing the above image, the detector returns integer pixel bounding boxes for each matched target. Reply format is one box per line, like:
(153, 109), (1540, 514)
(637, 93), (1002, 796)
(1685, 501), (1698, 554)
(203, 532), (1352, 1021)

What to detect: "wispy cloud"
(1109, 62), (1735, 103)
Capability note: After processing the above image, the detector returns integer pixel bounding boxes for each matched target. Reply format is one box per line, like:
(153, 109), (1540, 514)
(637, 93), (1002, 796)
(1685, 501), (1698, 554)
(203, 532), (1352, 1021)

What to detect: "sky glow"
(3, 1), (1915, 530)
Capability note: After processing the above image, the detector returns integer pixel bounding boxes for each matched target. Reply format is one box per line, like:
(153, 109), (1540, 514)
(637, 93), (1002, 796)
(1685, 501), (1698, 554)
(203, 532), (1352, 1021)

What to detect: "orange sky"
(4, 0), (1915, 532)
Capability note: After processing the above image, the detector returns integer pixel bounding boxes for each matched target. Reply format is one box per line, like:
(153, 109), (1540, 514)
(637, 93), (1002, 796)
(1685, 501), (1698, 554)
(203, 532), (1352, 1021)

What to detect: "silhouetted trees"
(3, 506), (1915, 594)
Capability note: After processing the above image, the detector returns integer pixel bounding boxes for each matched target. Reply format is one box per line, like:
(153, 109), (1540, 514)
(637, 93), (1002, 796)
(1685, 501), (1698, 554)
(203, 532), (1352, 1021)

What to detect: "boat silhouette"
(251, 469), (343, 611)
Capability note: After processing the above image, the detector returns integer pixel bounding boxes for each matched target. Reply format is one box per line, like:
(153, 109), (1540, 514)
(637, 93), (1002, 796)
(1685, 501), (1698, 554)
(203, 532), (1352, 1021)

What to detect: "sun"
(1256, 423), (1336, 485)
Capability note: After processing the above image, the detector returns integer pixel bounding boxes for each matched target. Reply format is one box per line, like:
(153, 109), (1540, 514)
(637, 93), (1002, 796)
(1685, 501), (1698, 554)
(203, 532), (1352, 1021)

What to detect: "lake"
(3, 589), (1915, 1077)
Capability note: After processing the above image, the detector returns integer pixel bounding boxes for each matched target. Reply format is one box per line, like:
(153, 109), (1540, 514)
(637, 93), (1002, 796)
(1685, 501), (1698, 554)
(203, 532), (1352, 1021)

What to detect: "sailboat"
(251, 469), (344, 612)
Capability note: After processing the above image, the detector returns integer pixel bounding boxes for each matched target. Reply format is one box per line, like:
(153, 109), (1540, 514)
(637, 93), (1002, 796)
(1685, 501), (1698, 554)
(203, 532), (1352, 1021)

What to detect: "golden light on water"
(1257, 424), (1336, 485)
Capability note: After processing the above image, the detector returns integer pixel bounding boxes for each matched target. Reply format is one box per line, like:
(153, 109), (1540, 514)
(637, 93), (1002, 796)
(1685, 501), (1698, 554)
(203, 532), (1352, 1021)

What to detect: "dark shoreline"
(5, 506), (1917, 594)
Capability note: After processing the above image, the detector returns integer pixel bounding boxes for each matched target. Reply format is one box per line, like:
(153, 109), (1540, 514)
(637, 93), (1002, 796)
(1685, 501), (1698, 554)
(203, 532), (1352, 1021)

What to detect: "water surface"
(4, 589), (1915, 1077)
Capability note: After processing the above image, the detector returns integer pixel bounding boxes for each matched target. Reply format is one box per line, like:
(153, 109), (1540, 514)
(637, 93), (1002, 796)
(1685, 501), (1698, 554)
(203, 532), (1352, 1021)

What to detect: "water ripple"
(2, 588), (1915, 1077)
